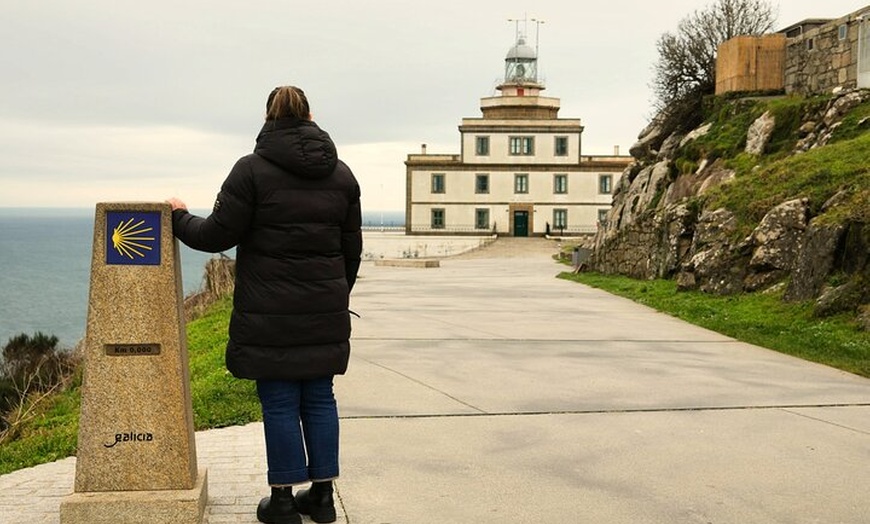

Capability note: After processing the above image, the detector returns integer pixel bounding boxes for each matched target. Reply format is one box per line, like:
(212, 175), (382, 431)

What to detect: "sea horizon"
(0, 206), (406, 216)
(0, 207), (413, 349)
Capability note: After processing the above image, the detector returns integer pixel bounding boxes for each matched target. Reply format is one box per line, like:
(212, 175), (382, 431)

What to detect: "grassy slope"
(559, 272), (870, 378)
(559, 96), (870, 378)
(555, 97), (870, 379)
(185, 298), (261, 429)
(712, 133), (870, 234)
(694, 96), (870, 236)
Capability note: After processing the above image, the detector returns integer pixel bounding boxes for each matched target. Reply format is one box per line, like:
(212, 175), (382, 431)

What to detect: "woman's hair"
(265, 86), (310, 121)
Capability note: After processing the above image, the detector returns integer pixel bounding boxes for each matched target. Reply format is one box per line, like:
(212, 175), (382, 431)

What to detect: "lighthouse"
(404, 25), (631, 237)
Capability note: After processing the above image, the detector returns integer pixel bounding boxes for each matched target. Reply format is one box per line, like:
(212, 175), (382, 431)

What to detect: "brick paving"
(0, 423), (347, 523)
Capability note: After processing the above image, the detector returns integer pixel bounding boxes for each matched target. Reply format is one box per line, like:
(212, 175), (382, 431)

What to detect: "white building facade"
(405, 34), (632, 237)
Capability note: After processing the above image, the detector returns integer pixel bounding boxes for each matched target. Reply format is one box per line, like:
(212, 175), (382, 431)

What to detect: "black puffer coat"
(172, 118), (362, 380)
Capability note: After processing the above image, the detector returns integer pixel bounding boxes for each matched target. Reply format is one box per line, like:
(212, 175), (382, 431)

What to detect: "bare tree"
(652, 0), (777, 133)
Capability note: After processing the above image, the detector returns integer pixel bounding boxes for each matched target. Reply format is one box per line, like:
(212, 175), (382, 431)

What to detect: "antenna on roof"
(532, 18), (545, 76)
(507, 13), (529, 40)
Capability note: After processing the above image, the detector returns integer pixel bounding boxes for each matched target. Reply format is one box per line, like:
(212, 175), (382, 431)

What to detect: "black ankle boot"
(295, 481), (337, 523)
(257, 486), (302, 524)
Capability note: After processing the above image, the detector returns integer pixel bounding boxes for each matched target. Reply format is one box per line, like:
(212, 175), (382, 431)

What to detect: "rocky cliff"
(588, 89), (870, 328)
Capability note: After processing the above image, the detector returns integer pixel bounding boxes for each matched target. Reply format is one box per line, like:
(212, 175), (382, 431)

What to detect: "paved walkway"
(2, 238), (870, 523)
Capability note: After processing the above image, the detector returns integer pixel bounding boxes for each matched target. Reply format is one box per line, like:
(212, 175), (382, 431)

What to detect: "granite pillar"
(60, 202), (207, 524)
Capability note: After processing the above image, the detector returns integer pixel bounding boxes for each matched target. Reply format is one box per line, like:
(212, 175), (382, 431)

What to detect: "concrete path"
(2, 238), (870, 523)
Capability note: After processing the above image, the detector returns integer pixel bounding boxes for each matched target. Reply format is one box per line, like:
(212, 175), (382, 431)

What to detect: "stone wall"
(784, 9), (867, 94)
(716, 6), (870, 96)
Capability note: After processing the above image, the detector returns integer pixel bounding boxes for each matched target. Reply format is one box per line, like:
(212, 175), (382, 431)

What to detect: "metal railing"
(361, 225), (405, 232)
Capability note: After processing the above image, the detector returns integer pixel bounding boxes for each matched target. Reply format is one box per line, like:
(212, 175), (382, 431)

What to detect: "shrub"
(1, 332), (78, 438)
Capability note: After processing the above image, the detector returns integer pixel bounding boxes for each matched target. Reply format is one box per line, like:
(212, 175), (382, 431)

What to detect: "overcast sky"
(1, 0), (866, 211)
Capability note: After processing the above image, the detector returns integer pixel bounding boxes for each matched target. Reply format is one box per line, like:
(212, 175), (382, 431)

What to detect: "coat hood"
(254, 118), (338, 179)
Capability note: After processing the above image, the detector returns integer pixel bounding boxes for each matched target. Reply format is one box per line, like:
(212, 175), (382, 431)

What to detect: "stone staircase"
(453, 236), (560, 259)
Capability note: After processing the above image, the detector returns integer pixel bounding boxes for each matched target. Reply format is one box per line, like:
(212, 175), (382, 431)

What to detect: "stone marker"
(60, 202), (207, 524)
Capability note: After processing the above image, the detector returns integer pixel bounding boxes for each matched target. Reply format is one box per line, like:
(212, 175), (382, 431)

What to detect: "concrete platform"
(2, 238), (869, 523)
(374, 258), (440, 268)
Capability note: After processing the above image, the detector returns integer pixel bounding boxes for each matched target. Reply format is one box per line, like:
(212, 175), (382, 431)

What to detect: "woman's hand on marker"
(166, 198), (187, 211)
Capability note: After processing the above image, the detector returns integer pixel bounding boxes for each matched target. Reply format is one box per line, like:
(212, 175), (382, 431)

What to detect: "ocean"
(0, 208), (406, 349)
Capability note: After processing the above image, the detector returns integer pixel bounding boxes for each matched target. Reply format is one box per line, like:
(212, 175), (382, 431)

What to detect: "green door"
(513, 211), (529, 237)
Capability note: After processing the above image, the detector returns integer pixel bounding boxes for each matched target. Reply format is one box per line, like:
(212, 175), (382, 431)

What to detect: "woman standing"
(168, 85), (362, 524)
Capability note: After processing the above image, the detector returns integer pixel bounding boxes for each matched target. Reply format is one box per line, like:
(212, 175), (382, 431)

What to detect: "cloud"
(339, 141), (453, 211)
(1, 0), (865, 209)
(0, 119), (249, 206)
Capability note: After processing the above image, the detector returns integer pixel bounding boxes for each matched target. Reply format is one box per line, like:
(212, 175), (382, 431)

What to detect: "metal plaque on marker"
(105, 344), (162, 356)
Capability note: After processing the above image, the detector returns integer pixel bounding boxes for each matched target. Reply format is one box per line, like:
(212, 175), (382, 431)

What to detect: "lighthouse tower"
(481, 32), (560, 120)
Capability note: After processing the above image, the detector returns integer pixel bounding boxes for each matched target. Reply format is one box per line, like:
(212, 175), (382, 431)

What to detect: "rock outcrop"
(745, 111), (775, 155)
(588, 89), (869, 320)
(744, 198), (808, 291)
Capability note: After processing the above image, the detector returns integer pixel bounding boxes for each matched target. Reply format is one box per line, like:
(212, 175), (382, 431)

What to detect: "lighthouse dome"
(506, 37), (536, 60)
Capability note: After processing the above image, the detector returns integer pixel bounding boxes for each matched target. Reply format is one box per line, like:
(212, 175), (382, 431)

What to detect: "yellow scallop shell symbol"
(111, 218), (155, 259)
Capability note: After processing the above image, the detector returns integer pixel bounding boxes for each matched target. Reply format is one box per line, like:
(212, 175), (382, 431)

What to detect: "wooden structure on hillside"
(715, 34), (786, 95)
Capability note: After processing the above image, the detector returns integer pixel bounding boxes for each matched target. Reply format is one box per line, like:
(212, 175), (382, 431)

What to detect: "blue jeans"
(256, 377), (339, 485)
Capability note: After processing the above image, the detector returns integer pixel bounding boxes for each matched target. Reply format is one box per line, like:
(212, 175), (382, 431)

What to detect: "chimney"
(421, 143), (427, 155)
(613, 145), (620, 156)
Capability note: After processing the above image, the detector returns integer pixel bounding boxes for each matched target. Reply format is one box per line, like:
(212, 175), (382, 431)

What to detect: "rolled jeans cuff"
(308, 464), (339, 482)
(267, 466), (309, 486)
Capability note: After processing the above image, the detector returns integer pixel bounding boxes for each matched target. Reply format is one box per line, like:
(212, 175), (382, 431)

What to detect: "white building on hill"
(404, 31), (632, 237)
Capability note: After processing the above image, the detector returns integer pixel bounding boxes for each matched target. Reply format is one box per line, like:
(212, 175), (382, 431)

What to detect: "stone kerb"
(60, 202), (207, 524)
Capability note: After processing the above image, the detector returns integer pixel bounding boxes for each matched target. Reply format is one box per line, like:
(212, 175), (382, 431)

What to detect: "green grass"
(559, 271), (870, 378)
(186, 297), (260, 429)
(828, 98), (870, 144)
(707, 132), (870, 236)
(0, 381), (81, 474)
(0, 296), (262, 475)
(671, 94), (870, 238)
